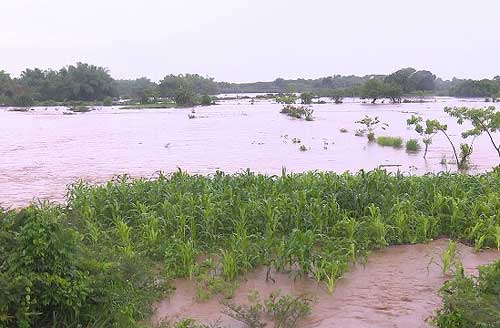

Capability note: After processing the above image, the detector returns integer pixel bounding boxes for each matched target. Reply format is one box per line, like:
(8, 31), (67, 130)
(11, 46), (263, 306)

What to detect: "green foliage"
(280, 105), (314, 121)
(115, 77), (157, 102)
(19, 63), (117, 102)
(103, 96), (113, 106)
(158, 74), (217, 99)
(223, 291), (266, 328)
(4, 168), (500, 326)
(377, 136), (403, 148)
(407, 115), (468, 166)
(449, 79), (499, 98)
(0, 204), (169, 327)
(276, 93), (298, 104)
(200, 94), (214, 106)
(224, 290), (312, 328)
(405, 139), (421, 152)
(356, 115), (388, 141)
(300, 92), (314, 104)
(444, 106), (500, 157)
(435, 260), (500, 327)
(361, 79), (386, 103)
(264, 290), (312, 328)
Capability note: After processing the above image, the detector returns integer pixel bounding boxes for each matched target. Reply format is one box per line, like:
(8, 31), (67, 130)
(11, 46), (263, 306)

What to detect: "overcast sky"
(1, 0), (499, 82)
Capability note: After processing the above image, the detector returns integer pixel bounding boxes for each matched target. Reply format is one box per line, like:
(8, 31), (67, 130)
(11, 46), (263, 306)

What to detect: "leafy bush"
(435, 260), (500, 327)
(224, 290), (312, 328)
(280, 105), (314, 121)
(0, 204), (169, 327)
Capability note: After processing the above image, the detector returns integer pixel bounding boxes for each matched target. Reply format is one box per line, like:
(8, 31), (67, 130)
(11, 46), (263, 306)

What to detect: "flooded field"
(0, 97), (498, 207)
(153, 239), (500, 328)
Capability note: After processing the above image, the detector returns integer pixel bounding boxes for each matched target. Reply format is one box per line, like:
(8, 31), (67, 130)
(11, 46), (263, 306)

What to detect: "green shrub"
(435, 260), (500, 327)
(103, 96), (113, 106)
(377, 136), (403, 148)
(406, 139), (421, 152)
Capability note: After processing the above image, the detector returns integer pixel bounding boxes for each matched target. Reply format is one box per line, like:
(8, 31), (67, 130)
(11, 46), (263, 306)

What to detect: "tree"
(174, 82), (196, 106)
(384, 67), (416, 93)
(361, 79), (385, 104)
(0, 70), (15, 104)
(407, 115), (472, 168)
(449, 79), (499, 98)
(384, 83), (403, 103)
(356, 115), (388, 141)
(200, 94), (214, 106)
(407, 115), (438, 159)
(300, 92), (314, 104)
(410, 70), (436, 91)
(330, 89), (343, 104)
(444, 106), (500, 159)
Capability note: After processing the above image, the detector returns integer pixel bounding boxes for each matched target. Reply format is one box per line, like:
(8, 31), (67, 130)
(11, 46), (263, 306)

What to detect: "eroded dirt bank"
(152, 239), (500, 328)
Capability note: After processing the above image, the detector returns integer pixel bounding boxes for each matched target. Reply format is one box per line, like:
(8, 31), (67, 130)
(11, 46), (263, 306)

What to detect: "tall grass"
(3, 169), (500, 326)
(376, 136), (403, 148)
(406, 139), (421, 152)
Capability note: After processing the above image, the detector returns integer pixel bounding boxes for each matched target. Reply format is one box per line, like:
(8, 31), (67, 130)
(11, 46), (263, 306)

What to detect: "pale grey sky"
(1, 0), (499, 82)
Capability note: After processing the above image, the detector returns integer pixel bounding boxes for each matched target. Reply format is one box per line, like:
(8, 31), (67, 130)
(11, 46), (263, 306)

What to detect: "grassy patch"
(405, 139), (421, 152)
(376, 136), (403, 148)
(2, 169), (500, 326)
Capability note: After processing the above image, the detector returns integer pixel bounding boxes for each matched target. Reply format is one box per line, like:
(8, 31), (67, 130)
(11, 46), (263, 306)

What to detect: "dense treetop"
(0, 63), (499, 106)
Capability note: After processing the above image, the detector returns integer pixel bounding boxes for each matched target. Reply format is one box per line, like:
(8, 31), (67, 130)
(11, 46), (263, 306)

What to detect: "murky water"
(1, 97), (499, 207)
(152, 239), (500, 328)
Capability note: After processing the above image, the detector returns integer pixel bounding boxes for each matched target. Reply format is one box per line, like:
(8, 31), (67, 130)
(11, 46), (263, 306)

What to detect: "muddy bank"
(152, 239), (500, 327)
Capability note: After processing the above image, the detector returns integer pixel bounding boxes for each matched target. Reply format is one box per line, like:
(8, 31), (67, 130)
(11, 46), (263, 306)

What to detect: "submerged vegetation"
(280, 105), (314, 121)
(405, 139), (421, 152)
(376, 136), (403, 148)
(2, 169), (500, 326)
(355, 116), (388, 142)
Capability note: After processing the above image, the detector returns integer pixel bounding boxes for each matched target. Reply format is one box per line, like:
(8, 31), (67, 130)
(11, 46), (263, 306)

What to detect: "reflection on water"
(0, 97), (498, 207)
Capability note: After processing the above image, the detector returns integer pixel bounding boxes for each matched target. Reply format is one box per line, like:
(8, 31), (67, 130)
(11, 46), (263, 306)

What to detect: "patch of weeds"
(264, 290), (313, 328)
(224, 290), (312, 328)
(376, 136), (403, 148)
(223, 290), (266, 328)
(406, 139), (421, 152)
(434, 260), (500, 327)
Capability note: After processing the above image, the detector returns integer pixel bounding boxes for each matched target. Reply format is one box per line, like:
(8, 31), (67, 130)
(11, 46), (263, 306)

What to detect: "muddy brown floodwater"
(1, 97), (499, 208)
(152, 239), (500, 328)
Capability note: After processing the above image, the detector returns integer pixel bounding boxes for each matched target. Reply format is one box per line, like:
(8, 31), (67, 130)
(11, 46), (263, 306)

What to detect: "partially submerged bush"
(280, 105), (314, 121)
(224, 290), (312, 328)
(376, 136), (403, 148)
(68, 105), (91, 113)
(406, 139), (421, 152)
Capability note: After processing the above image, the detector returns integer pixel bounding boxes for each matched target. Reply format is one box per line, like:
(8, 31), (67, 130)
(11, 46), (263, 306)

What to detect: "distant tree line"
(1, 63), (499, 107)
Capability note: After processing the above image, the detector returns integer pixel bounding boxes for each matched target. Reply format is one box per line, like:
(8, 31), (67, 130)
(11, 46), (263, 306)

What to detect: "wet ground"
(1, 97), (499, 207)
(153, 239), (500, 328)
